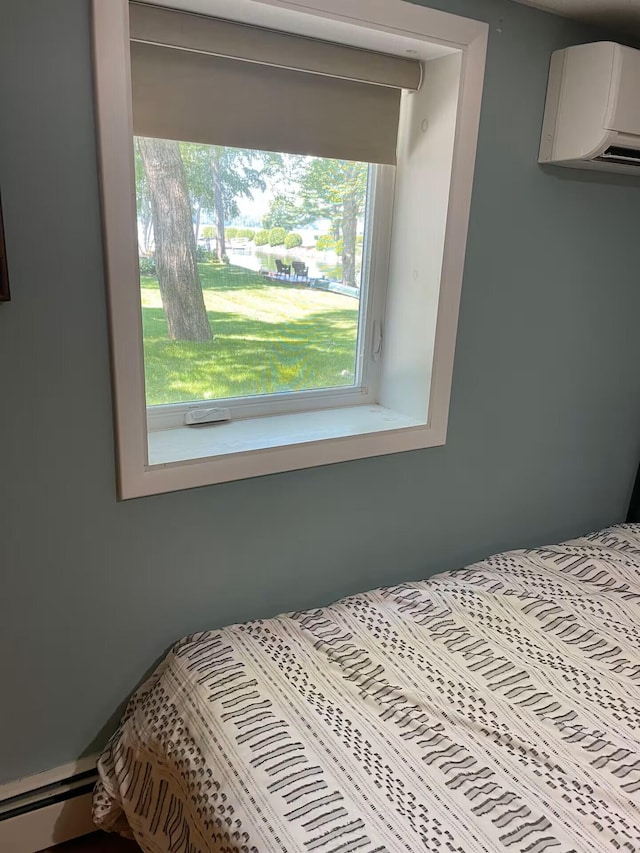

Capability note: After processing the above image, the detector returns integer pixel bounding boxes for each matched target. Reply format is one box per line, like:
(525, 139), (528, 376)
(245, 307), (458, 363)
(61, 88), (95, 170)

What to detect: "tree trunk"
(341, 166), (360, 289)
(211, 148), (226, 258)
(138, 138), (212, 342)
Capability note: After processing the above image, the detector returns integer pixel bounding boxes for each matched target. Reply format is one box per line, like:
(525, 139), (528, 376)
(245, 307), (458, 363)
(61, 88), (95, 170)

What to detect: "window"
(137, 143), (378, 416)
(128, 0), (415, 428)
(92, 0), (488, 498)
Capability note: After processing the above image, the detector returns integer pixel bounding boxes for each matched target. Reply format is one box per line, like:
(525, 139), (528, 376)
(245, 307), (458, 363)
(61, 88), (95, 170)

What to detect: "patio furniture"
(275, 259), (291, 278)
(292, 261), (309, 280)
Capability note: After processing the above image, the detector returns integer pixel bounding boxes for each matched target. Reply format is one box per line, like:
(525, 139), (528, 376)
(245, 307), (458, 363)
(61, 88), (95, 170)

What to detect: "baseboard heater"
(0, 757), (99, 853)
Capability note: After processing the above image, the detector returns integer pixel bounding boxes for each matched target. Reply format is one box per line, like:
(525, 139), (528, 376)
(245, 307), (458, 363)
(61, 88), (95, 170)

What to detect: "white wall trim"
(0, 755), (99, 804)
(0, 756), (100, 853)
(0, 793), (95, 853)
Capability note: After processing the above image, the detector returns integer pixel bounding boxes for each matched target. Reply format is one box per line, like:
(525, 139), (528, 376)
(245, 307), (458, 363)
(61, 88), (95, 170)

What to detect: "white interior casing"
(539, 41), (640, 174)
(92, 0), (489, 498)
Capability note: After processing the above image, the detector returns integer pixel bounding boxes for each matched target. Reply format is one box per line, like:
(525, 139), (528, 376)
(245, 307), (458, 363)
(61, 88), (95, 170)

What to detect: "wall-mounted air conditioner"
(539, 41), (640, 174)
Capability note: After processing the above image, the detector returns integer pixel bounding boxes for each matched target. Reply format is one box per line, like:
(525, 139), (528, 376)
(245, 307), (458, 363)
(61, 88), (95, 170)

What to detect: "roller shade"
(129, 2), (422, 165)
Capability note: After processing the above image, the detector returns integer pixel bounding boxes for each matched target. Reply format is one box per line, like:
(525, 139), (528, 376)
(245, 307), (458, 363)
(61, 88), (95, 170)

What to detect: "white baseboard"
(0, 756), (100, 852)
(0, 755), (99, 805)
(0, 792), (95, 853)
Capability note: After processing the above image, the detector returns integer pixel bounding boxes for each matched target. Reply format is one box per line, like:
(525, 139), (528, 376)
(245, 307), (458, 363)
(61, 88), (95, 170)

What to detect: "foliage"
(178, 145), (267, 225)
(262, 195), (305, 232)
(284, 232), (303, 249)
(178, 143), (281, 255)
(301, 159), (367, 288)
(237, 228), (255, 241)
(178, 142), (217, 239)
(196, 246), (217, 262)
(201, 226), (216, 239)
(140, 262), (359, 405)
(255, 229), (270, 246)
(301, 159), (367, 224)
(316, 235), (336, 252)
(316, 235), (350, 255)
(138, 255), (156, 275)
(225, 227), (239, 239)
(269, 227), (287, 247)
(337, 235), (362, 255)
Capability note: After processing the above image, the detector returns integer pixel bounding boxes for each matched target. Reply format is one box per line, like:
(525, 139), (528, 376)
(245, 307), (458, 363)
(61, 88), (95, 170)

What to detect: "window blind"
(129, 2), (422, 164)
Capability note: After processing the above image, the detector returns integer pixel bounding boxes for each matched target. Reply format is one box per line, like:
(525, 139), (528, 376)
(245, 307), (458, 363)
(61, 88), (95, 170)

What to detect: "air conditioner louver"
(594, 146), (640, 167)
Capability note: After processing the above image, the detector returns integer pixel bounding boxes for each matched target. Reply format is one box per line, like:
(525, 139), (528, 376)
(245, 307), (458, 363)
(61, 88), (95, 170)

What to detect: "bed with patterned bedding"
(94, 524), (640, 852)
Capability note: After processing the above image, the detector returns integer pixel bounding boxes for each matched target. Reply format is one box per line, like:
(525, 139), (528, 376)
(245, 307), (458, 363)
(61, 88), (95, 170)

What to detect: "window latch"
(185, 407), (231, 426)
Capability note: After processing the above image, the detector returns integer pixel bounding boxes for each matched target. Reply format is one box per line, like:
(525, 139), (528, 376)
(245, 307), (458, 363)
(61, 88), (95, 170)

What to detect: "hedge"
(284, 232), (303, 249)
(269, 226), (287, 247)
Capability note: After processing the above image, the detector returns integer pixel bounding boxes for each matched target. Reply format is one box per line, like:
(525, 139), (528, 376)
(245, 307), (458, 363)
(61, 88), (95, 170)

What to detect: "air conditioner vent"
(594, 146), (640, 166)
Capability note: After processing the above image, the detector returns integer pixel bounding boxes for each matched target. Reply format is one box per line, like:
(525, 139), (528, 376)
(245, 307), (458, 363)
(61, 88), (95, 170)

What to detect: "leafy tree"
(179, 144), (278, 257)
(137, 138), (212, 342)
(179, 142), (216, 244)
(301, 159), (368, 288)
(209, 146), (279, 258)
(262, 195), (304, 232)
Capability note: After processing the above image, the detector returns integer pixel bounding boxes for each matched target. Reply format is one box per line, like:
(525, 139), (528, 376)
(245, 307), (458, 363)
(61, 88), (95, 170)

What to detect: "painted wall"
(1, 0), (639, 785)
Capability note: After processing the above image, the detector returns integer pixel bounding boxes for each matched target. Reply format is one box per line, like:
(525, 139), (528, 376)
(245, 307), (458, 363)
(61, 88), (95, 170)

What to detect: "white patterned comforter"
(94, 525), (640, 852)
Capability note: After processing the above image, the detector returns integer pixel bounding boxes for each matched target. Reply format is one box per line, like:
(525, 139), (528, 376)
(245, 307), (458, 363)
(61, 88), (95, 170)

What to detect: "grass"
(141, 261), (360, 405)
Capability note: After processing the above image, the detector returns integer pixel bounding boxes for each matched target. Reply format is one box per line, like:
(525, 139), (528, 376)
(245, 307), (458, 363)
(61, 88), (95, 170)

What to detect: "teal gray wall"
(1, 0), (639, 784)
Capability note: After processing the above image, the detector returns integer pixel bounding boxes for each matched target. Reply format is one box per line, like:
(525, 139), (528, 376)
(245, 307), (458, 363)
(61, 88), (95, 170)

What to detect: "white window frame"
(92, 0), (488, 499)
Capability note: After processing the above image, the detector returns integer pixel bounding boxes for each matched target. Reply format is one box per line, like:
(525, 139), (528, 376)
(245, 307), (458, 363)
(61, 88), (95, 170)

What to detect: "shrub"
(316, 234), (335, 252)
(254, 229), (270, 246)
(315, 235), (357, 256)
(138, 255), (156, 275)
(284, 232), (303, 250)
(238, 228), (255, 241)
(196, 246), (217, 263)
(225, 227), (239, 240)
(201, 226), (216, 239)
(269, 226), (287, 247)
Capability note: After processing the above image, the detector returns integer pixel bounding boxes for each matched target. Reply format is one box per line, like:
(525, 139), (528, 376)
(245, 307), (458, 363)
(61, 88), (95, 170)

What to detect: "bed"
(94, 524), (640, 852)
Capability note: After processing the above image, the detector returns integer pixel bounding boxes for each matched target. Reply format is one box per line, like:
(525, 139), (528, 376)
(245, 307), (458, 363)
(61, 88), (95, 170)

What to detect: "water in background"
(226, 247), (344, 283)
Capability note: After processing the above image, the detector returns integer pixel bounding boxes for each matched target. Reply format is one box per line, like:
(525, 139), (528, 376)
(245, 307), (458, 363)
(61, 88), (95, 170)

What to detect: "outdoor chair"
(292, 261), (309, 280)
(275, 259), (291, 278)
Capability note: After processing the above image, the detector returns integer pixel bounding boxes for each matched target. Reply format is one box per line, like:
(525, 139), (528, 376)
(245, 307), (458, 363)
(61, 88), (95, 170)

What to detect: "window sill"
(148, 404), (423, 466)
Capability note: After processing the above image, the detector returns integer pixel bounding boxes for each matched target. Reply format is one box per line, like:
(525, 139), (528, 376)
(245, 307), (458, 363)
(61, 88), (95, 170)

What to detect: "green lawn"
(141, 261), (360, 405)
